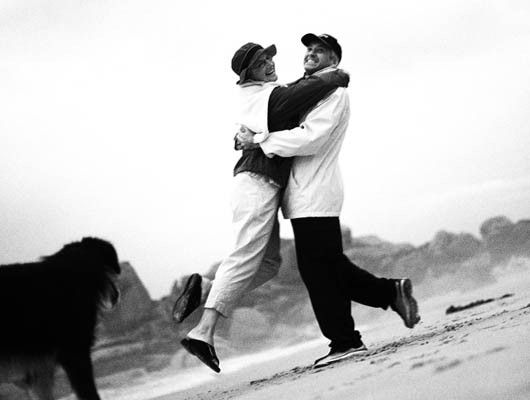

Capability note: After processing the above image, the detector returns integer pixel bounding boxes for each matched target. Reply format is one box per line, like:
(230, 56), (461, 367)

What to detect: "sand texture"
(151, 271), (530, 400)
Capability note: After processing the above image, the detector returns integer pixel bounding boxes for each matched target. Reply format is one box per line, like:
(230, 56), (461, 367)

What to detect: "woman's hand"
(234, 124), (260, 150)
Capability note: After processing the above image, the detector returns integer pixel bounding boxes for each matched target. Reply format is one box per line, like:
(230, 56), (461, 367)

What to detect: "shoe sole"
(181, 338), (221, 373)
(397, 279), (420, 328)
(172, 274), (201, 323)
(314, 346), (368, 368)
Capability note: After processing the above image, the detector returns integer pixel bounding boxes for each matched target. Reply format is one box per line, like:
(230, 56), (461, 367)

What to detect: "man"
(175, 42), (350, 373)
(238, 33), (420, 368)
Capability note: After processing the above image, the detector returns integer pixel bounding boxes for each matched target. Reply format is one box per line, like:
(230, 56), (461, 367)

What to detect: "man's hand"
(234, 124), (260, 150)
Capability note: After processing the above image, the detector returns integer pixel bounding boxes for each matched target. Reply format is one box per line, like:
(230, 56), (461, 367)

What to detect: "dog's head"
(45, 237), (122, 310)
(79, 237), (121, 275)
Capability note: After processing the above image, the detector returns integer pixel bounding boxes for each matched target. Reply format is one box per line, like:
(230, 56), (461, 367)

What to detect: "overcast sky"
(1, 0), (529, 299)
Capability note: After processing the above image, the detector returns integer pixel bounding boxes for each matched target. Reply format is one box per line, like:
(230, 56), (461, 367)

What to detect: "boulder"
(480, 215), (514, 238)
(428, 231), (481, 262)
(481, 216), (530, 261)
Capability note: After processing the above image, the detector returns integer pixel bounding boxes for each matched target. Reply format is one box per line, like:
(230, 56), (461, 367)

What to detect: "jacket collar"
(304, 65), (337, 78)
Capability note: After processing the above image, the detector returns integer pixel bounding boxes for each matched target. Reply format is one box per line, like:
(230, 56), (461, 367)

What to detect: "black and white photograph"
(1, 1), (529, 399)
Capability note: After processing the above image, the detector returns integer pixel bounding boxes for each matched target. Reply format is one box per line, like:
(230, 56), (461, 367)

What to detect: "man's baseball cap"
(231, 42), (277, 84)
(301, 33), (342, 62)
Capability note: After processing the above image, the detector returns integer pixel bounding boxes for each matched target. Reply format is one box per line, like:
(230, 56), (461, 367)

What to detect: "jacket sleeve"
(268, 71), (348, 132)
(260, 88), (348, 157)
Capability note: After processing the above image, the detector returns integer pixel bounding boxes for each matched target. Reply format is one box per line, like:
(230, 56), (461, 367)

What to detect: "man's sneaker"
(390, 278), (420, 328)
(172, 274), (202, 323)
(313, 342), (368, 368)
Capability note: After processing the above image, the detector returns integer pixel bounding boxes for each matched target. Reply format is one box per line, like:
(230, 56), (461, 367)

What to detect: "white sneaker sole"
(313, 345), (368, 368)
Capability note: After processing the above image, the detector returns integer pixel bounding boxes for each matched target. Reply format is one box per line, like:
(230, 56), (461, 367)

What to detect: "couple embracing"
(173, 33), (420, 372)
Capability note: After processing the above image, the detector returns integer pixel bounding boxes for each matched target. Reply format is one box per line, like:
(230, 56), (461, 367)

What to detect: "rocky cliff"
(90, 216), (530, 373)
(6, 216), (526, 399)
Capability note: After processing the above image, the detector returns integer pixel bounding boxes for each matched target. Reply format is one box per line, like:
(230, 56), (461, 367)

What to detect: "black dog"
(0, 237), (121, 400)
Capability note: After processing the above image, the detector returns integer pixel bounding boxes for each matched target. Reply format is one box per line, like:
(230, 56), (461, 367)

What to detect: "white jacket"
(236, 81), (278, 134)
(260, 80), (350, 219)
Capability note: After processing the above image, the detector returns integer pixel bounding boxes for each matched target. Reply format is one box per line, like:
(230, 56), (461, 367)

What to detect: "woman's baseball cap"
(231, 42), (277, 84)
(301, 33), (342, 62)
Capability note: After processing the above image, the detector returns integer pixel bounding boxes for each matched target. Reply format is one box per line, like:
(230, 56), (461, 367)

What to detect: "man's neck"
(305, 65), (337, 77)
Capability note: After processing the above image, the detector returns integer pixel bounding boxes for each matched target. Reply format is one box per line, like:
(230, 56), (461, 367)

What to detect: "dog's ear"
(100, 280), (121, 310)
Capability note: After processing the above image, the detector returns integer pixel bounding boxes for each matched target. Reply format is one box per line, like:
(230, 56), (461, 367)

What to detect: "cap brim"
(261, 44), (277, 57)
(301, 33), (321, 47)
(301, 33), (335, 52)
(301, 33), (341, 62)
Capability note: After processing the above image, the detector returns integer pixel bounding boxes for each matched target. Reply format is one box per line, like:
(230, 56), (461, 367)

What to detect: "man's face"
(247, 54), (278, 82)
(303, 42), (337, 74)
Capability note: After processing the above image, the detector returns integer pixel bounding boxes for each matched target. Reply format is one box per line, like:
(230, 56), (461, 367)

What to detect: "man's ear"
(330, 51), (339, 67)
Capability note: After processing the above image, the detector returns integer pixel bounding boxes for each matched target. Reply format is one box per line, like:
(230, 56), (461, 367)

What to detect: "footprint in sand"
(369, 356), (390, 365)
(434, 359), (462, 373)
(410, 357), (446, 370)
(484, 346), (507, 355)
(410, 350), (440, 361)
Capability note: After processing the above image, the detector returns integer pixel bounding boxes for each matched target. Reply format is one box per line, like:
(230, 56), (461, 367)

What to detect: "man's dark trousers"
(291, 217), (396, 348)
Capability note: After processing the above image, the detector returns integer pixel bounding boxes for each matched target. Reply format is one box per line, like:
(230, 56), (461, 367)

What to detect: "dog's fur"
(0, 237), (121, 400)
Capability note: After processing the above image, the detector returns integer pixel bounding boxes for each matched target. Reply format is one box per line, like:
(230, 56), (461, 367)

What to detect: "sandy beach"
(90, 264), (530, 400)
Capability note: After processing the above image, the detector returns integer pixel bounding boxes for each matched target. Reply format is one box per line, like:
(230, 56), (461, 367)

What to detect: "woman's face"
(247, 54), (277, 82)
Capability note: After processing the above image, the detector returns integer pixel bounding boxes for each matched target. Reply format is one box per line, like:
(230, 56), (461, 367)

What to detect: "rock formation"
(3, 215), (522, 400)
